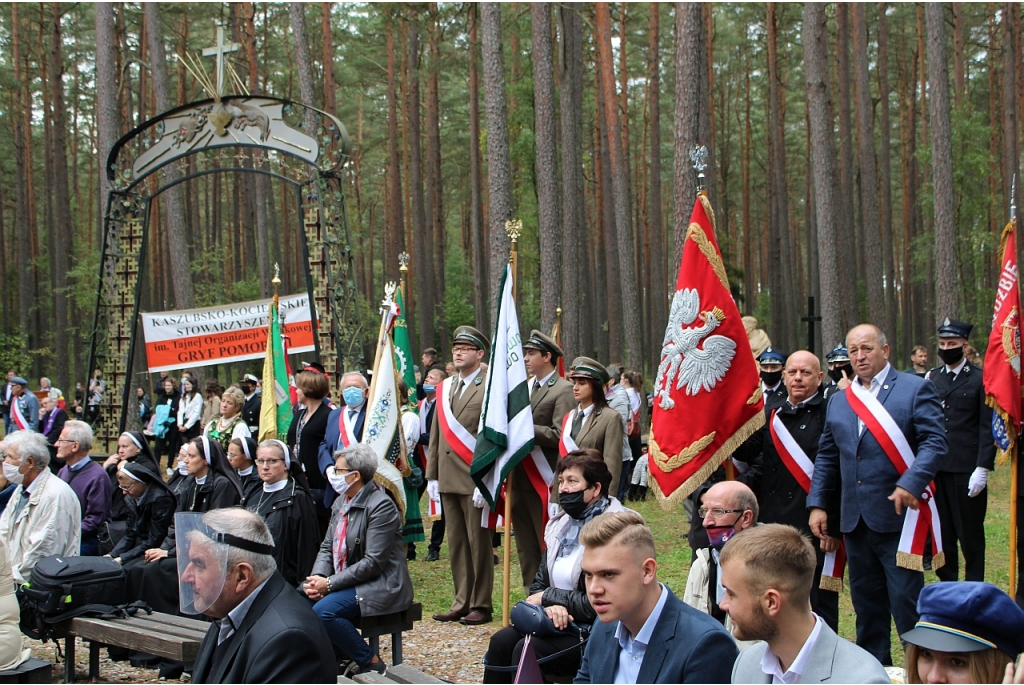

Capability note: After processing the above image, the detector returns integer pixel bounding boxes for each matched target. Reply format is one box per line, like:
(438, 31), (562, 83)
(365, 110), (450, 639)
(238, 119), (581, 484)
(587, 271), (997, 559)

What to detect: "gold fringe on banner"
(650, 409), (766, 510)
(819, 575), (843, 593)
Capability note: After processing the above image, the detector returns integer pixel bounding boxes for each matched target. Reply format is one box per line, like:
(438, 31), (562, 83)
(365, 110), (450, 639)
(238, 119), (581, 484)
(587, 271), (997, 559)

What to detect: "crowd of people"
(0, 316), (1023, 684)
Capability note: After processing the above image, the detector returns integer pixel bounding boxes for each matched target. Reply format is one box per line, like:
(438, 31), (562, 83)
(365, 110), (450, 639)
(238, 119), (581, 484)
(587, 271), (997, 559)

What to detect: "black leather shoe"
(425, 550), (440, 562)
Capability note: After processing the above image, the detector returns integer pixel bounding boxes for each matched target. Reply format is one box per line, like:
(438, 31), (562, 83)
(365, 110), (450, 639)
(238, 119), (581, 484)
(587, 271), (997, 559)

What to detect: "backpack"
(19, 554), (148, 641)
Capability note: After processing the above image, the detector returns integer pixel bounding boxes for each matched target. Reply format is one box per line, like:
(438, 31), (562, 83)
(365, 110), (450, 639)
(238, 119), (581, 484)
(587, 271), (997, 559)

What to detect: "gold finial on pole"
(272, 263), (281, 293)
(398, 251), (410, 298)
(690, 145), (709, 197)
(505, 219), (522, 296)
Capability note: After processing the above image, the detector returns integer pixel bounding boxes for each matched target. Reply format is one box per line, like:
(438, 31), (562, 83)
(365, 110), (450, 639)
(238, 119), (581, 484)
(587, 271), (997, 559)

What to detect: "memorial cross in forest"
(202, 25), (240, 100)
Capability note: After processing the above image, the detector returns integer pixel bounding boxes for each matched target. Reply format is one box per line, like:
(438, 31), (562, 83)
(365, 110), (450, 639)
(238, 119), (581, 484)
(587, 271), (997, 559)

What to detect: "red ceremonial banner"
(983, 219), (1023, 463)
(649, 194), (765, 504)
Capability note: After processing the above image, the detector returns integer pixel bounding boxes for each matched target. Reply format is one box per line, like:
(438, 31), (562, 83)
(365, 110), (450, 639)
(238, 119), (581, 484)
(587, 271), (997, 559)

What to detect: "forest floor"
(24, 465), (1016, 683)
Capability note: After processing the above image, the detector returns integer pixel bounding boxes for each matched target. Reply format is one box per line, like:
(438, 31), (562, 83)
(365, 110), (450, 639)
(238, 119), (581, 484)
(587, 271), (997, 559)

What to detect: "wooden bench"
(62, 612), (208, 682)
(350, 602), (422, 666)
(341, 663), (445, 684)
(0, 658), (52, 684)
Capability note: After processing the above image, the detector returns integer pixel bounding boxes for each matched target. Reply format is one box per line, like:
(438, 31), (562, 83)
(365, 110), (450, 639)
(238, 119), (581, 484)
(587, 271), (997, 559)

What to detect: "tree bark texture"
(925, 3), (959, 323)
(407, 15), (434, 351)
(532, 3), (562, 333)
(647, 3), (667, 364)
(673, 3), (702, 267)
(803, 3), (844, 349)
(145, 2), (194, 308)
(480, 3), (514, 318)
(426, 4), (447, 349)
(95, 3), (120, 251)
(49, 3), (72, 392)
(242, 2), (272, 297)
(468, 5), (489, 334)
(876, 2), (898, 344)
(386, 14), (406, 277)
(835, 4), (859, 322)
(1002, 2), (1020, 213)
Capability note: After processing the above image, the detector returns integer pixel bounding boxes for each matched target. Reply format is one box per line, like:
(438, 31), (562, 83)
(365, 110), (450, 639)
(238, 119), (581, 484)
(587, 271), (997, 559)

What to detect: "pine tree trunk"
(532, 3), (562, 333)
(1003, 2), (1020, 213)
(468, 5), (489, 334)
(767, 4), (788, 348)
(321, 3), (336, 114)
(851, 4), (885, 327)
(803, 3), (844, 350)
(480, 3), (514, 317)
(926, 3), (958, 323)
(595, 44), (621, 362)
(49, 3), (72, 392)
(407, 14), (433, 351)
(385, 12), (405, 277)
(145, 3), (194, 308)
(673, 2), (702, 266)
(951, 3), (965, 108)
(426, 4), (447, 349)
(11, 4), (34, 349)
(876, 2), (898, 349)
(835, 4), (859, 321)
(95, 3), (120, 252)
(558, 4), (586, 361)
(242, 2), (272, 297)
(647, 3), (667, 364)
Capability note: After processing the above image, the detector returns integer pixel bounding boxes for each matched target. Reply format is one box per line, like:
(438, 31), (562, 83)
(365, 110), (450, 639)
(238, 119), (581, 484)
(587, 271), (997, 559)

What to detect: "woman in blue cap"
(901, 581), (1024, 683)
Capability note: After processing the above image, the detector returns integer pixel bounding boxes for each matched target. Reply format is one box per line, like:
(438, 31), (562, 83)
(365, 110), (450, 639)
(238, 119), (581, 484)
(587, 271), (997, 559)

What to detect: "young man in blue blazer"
(574, 511), (737, 684)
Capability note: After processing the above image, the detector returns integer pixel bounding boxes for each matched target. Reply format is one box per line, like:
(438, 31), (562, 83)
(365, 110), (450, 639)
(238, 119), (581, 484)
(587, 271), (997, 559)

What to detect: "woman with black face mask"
(483, 449), (630, 683)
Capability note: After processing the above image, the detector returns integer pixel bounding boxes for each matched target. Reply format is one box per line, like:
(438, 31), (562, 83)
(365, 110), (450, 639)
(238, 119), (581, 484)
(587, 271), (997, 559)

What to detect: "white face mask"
(3, 462), (25, 486)
(177, 460), (189, 476)
(328, 471), (352, 496)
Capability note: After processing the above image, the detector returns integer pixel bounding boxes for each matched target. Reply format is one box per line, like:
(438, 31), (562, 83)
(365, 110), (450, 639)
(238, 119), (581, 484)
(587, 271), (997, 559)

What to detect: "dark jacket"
(311, 482), (413, 617)
(160, 471), (241, 555)
(191, 571), (336, 684)
(734, 391), (841, 538)
(242, 393), (262, 434)
(574, 588), (737, 684)
(246, 479), (320, 587)
(287, 402), (330, 496)
(808, 366), (946, 534)
(316, 404), (366, 507)
(38, 408), (68, 450)
(925, 362), (996, 473)
(238, 469), (263, 507)
(109, 471), (176, 564)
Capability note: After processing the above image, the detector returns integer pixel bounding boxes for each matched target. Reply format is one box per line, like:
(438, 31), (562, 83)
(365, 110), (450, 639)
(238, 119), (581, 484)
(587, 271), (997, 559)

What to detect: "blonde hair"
(904, 643), (1012, 684)
(579, 511), (656, 560)
(221, 386), (245, 410)
(719, 524), (815, 598)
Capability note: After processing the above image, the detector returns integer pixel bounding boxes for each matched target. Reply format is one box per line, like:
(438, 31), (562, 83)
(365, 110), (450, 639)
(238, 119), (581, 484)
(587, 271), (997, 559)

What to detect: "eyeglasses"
(118, 484), (138, 493)
(698, 507), (746, 519)
(54, 438), (78, 445)
(327, 467), (352, 477)
(256, 458), (284, 467)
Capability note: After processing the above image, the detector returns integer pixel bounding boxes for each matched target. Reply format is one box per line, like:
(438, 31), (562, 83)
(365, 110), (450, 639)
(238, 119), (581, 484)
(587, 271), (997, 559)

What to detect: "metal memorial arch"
(87, 95), (365, 446)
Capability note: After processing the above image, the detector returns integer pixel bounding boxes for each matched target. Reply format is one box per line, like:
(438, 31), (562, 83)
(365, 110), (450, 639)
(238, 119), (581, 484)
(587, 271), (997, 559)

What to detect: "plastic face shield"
(176, 512), (229, 616)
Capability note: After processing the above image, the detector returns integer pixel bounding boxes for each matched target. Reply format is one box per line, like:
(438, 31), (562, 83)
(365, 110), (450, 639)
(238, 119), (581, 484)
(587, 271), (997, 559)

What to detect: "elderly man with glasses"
(682, 480), (759, 630)
(54, 421), (112, 556)
(0, 431), (81, 583)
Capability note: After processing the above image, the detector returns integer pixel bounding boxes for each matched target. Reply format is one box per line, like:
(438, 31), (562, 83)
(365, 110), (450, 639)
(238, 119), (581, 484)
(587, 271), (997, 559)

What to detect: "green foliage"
(0, 334), (34, 376)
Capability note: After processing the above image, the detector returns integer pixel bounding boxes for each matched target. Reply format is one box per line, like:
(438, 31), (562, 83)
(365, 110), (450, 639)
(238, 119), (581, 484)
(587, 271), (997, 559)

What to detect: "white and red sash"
(336, 408), (359, 449)
(768, 409), (846, 590)
(558, 410), (582, 457)
(437, 376), (476, 466)
(10, 395), (28, 431)
(846, 380), (944, 571)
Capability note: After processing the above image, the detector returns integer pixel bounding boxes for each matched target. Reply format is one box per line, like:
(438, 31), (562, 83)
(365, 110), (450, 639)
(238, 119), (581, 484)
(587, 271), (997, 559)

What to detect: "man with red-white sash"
(425, 325), (493, 626)
(732, 350), (842, 633)
(808, 324), (946, 666)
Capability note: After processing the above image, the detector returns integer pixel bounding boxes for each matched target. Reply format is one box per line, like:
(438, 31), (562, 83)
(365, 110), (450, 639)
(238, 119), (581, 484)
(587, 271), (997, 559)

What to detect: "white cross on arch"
(202, 25), (240, 99)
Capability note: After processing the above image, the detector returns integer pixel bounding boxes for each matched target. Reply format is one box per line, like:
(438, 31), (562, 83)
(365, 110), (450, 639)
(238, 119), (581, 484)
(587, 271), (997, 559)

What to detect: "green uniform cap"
(568, 356), (609, 385)
(522, 329), (563, 359)
(452, 325), (490, 354)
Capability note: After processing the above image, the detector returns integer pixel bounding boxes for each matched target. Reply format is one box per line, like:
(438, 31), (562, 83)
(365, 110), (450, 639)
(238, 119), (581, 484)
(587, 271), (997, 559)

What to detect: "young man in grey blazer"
(721, 525), (890, 684)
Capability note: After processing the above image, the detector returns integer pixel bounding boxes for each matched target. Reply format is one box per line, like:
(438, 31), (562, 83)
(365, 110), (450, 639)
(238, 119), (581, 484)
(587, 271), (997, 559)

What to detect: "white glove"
(472, 488), (486, 509)
(967, 467), (989, 497)
(427, 479), (440, 502)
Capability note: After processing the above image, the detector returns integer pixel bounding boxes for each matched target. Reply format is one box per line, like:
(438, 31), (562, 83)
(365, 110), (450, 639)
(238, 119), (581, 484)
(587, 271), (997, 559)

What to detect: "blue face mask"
(342, 387), (364, 408)
(423, 384), (436, 395)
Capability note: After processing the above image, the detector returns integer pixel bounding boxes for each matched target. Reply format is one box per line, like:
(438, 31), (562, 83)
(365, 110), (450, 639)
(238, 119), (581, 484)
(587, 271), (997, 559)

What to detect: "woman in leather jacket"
(484, 449), (629, 683)
(107, 462), (176, 568)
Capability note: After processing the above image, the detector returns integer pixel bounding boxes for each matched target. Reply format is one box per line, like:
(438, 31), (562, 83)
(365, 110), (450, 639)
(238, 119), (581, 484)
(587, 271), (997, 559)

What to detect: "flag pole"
(502, 218), (522, 628)
(398, 251), (409, 304)
(1011, 184), (1019, 601)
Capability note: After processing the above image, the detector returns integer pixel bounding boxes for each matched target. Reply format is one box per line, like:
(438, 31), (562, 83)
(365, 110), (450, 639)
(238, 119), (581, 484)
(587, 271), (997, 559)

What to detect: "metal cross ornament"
(202, 25), (240, 101)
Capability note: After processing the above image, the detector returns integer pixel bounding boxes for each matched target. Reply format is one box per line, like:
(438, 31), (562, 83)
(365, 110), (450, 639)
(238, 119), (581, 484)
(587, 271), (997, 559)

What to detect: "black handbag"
(510, 601), (574, 638)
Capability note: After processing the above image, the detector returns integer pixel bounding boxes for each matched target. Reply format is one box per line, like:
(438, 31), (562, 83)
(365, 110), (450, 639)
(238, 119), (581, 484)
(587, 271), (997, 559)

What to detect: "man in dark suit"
(925, 317), (995, 582)
(426, 326), (492, 625)
(186, 508), (336, 684)
(419, 367), (446, 562)
(516, 330), (575, 591)
(574, 511), (736, 684)
(1, 369), (15, 433)
(807, 324), (946, 665)
(37, 395), (68, 472)
(317, 371), (368, 510)
(732, 350), (841, 631)
(757, 347), (787, 404)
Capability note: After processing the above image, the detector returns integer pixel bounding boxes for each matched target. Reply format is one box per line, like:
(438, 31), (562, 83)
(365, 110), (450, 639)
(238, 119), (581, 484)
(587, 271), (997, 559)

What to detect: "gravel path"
(25, 618), (497, 683)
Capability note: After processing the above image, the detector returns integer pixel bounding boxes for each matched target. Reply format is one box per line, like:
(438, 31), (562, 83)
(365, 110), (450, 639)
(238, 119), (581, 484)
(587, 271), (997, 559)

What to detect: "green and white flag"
(393, 287), (418, 413)
(471, 264), (535, 509)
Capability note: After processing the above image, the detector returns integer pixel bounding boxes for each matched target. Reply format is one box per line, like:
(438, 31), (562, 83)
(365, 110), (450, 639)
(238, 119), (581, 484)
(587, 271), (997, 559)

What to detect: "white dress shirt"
(760, 613), (825, 684)
(856, 363), (891, 434)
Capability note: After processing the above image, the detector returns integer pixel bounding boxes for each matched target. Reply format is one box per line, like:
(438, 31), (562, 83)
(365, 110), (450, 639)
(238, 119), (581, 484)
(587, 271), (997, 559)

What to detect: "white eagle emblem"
(654, 288), (736, 409)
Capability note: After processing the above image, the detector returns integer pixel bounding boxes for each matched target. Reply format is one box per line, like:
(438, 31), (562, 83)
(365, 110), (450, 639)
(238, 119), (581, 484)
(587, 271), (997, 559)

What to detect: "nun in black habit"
(103, 431), (162, 522)
(107, 462), (176, 567)
(227, 437), (262, 506)
(245, 440), (320, 587)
